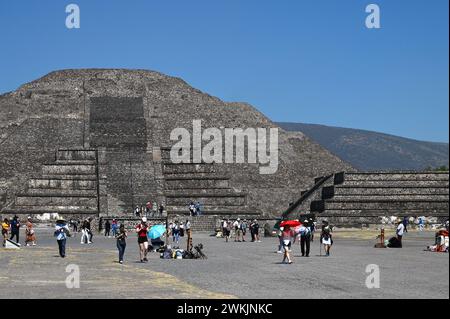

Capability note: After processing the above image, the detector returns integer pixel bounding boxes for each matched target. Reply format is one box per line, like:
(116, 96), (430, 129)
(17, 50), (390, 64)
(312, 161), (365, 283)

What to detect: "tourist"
(9, 216), (20, 244)
(104, 219), (111, 237)
(134, 205), (140, 217)
(233, 218), (241, 242)
(251, 219), (261, 242)
(396, 219), (405, 247)
(281, 226), (294, 264)
(80, 218), (92, 244)
(321, 221), (333, 256)
(276, 227), (284, 253)
(111, 219), (118, 237)
(418, 216), (425, 231)
(54, 219), (71, 258)
(116, 224), (127, 264)
(1, 218), (9, 247)
(402, 216), (409, 233)
(172, 221), (180, 245)
(309, 218), (316, 242)
(159, 204), (165, 216)
(240, 219), (247, 242)
(25, 217), (36, 246)
(185, 219), (192, 250)
(135, 217), (149, 263)
(179, 222), (185, 237)
(299, 220), (311, 257)
(145, 201), (152, 216)
(195, 202), (202, 216)
(189, 202), (195, 216)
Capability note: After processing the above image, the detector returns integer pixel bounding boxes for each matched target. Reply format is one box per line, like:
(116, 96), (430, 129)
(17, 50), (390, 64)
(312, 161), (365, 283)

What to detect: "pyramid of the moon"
(0, 69), (352, 218)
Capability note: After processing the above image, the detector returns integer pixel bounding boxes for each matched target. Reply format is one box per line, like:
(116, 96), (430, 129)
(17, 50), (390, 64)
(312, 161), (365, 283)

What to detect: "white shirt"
(397, 223), (405, 236)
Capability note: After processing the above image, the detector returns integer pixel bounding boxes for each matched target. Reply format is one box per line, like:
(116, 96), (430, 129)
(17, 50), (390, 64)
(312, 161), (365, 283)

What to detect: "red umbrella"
(280, 220), (302, 228)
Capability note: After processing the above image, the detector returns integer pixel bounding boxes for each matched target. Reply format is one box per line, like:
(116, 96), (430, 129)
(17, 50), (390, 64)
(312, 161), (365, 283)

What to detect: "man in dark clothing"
(299, 220), (311, 257)
(10, 216), (20, 243)
(402, 216), (409, 233)
(104, 220), (111, 237)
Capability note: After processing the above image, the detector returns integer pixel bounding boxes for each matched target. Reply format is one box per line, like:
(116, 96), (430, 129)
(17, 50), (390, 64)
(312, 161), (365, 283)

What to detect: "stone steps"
(163, 163), (216, 174)
(342, 180), (449, 187)
(5, 149), (100, 217)
(165, 178), (230, 190)
(27, 189), (98, 196)
(323, 200), (448, 211)
(315, 209), (450, 217)
(344, 172), (449, 181)
(331, 195), (449, 201)
(334, 186), (449, 196)
(29, 178), (97, 190)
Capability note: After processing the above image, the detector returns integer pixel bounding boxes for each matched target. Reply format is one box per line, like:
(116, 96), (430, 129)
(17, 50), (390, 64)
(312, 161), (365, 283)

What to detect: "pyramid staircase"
(3, 149), (100, 216)
(284, 171), (449, 219)
(160, 147), (260, 217)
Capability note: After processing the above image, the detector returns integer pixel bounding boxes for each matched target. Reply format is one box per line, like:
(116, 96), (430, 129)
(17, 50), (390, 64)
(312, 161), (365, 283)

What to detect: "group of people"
(221, 218), (261, 243)
(134, 202), (165, 217)
(168, 220), (191, 245)
(188, 202), (202, 216)
(2, 216), (36, 247)
(103, 219), (119, 237)
(278, 219), (332, 264)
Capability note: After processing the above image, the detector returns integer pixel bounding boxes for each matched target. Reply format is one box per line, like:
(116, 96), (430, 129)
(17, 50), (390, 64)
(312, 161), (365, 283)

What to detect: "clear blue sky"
(0, 0), (448, 142)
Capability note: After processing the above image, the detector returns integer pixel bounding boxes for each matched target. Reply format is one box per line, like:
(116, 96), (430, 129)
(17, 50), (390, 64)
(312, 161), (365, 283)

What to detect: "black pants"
(10, 231), (19, 243)
(105, 229), (110, 236)
(57, 239), (66, 257)
(301, 235), (311, 256)
(117, 240), (126, 262)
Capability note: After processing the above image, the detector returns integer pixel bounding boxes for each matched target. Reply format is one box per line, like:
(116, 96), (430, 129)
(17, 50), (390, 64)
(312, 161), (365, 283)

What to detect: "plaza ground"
(0, 227), (448, 299)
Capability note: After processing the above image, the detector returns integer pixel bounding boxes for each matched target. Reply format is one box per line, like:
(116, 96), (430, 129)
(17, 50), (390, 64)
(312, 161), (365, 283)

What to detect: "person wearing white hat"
(135, 217), (149, 262)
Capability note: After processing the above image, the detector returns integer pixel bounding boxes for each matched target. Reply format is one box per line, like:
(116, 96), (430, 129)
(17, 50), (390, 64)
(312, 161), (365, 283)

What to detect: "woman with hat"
(54, 219), (71, 258)
(135, 217), (149, 263)
(25, 217), (37, 246)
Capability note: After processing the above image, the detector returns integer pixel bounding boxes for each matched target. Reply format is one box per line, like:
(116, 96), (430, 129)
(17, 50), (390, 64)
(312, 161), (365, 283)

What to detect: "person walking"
(299, 220), (311, 257)
(2, 218), (9, 247)
(135, 217), (149, 263)
(116, 224), (127, 264)
(185, 219), (192, 251)
(172, 221), (180, 245)
(159, 204), (165, 217)
(233, 219), (241, 242)
(396, 219), (405, 247)
(276, 227), (284, 253)
(111, 219), (118, 237)
(9, 216), (20, 244)
(402, 216), (409, 233)
(281, 226), (294, 264)
(25, 217), (37, 246)
(321, 221), (333, 256)
(80, 218), (92, 244)
(54, 219), (71, 258)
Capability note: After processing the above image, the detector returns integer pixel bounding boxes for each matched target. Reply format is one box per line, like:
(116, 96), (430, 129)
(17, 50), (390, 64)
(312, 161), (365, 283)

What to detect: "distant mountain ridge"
(277, 122), (449, 171)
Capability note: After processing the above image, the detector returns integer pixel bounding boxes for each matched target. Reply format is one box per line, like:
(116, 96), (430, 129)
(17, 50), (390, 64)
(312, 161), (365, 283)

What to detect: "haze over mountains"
(277, 122), (449, 172)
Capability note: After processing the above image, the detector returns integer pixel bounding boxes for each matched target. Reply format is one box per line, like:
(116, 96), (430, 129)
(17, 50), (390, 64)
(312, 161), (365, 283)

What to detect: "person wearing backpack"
(299, 220), (311, 257)
(54, 219), (71, 258)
